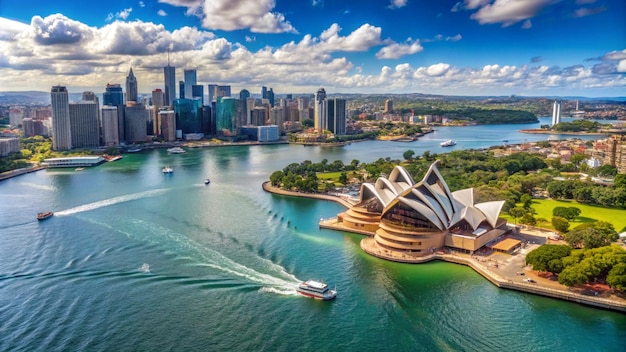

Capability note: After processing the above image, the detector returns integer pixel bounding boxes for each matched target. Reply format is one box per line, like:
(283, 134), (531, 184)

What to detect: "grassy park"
(506, 198), (626, 232)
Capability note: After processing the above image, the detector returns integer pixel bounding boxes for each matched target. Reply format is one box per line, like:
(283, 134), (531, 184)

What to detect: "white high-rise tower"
(551, 100), (561, 126)
(314, 87), (327, 131)
(51, 85), (72, 151)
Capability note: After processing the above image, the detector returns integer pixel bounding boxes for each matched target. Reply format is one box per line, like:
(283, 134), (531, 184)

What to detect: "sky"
(0, 0), (624, 97)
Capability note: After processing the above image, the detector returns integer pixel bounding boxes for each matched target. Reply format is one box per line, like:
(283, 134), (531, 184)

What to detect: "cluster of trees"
(270, 159), (363, 192)
(526, 244), (626, 291)
(0, 135), (53, 173)
(552, 120), (605, 132)
(546, 177), (626, 207)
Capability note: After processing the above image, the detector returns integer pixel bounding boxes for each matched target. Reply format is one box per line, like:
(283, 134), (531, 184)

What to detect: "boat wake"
(55, 188), (169, 216)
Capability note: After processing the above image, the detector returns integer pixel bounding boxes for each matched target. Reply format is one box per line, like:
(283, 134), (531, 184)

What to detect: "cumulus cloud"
(139, 1), (146, 7)
(426, 63), (451, 76)
(157, 10), (168, 16)
(31, 14), (91, 45)
(469, 0), (555, 27)
(376, 39), (423, 59)
(0, 17), (30, 41)
(388, 0), (408, 9)
(106, 8), (133, 22)
(245, 35), (256, 42)
(319, 23), (382, 52)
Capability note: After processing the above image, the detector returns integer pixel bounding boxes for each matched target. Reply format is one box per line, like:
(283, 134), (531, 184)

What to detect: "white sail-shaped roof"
(398, 197), (446, 231)
(475, 201), (505, 228)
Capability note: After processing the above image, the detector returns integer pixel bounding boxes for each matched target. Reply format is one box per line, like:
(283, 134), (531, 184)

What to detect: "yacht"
(167, 147), (186, 154)
(37, 212), (54, 221)
(296, 280), (337, 301)
(162, 166), (174, 174)
(440, 139), (456, 147)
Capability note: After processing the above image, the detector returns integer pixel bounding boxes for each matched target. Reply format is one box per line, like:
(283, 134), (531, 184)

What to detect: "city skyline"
(0, 0), (624, 97)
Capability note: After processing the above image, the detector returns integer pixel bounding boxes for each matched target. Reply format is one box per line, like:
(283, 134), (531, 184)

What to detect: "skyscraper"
(179, 81), (185, 99)
(314, 87), (327, 131)
(50, 85), (72, 150)
(327, 98), (346, 135)
(218, 85), (231, 98)
(101, 105), (119, 146)
(551, 101), (561, 126)
(124, 102), (148, 143)
(191, 84), (204, 105)
(208, 84), (217, 103)
(69, 101), (100, 148)
(216, 97), (238, 136)
(384, 99), (393, 114)
(126, 67), (138, 102)
(164, 62), (176, 106)
(103, 83), (125, 142)
(184, 69), (197, 101)
(267, 88), (275, 107)
(262, 86), (267, 100)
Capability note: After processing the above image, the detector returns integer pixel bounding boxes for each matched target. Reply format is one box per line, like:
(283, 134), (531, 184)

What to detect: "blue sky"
(0, 0), (624, 97)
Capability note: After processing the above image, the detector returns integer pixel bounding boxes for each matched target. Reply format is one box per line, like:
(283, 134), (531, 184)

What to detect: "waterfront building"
(216, 97), (238, 136)
(184, 69), (197, 101)
(337, 161), (507, 260)
(69, 101), (100, 148)
(124, 102), (148, 143)
(269, 107), (284, 132)
(200, 105), (215, 135)
(126, 68), (138, 102)
(173, 98), (203, 135)
(551, 101), (561, 126)
(251, 107), (267, 126)
(314, 87), (327, 131)
(164, 63), (176, 106)
(258, 125), (279, 142)
(101, 105), (120, 146)
(159, 110), (176, 141)
(42, 156), (105, 168)
(103, 83), (125, 142)
(327, 97), (346, 135)
(51, 85), (72, 151)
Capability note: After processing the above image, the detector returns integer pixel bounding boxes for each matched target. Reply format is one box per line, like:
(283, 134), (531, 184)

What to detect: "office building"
(174, 98), (203, 134)
(184, 69), (197, 101)
(160, 110), (176, 142)
(51, 85), (72, 151)
(124, 102), (148, 143)
(269, 106), (284, 132)
(191, 85), (204, 105)
(267, 88), (275, 107)
(262, 86), (267, 100)
(551, 101), (561, 126)
(314, 87), (327, 131)
(208, 84), (217, 103)
(327, 98), (346, 135)
(69, 101), (100, 148)
(126, 67), (138, 102)
(179, 81), (185, 99)
(217, 85), (231, 98)
(101, 106), (120, 146)
(216, 97), (239, 136)
(251, 107), (267, 126)
(164, 63), (176, 106)
(152, 89), (165, 109)
(103, 83), (125, 142)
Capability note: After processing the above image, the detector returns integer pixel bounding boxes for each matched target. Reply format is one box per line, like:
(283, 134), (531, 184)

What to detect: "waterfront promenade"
(0, 165), (45, 181)
(263, 182), (626, 313)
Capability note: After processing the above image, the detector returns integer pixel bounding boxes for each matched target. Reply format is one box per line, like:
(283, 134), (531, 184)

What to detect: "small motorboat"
(37, 212), (54, 221)
(162, 166), (174, 174)
(440, 139), (456, 147)
(204, 178), (211, 185)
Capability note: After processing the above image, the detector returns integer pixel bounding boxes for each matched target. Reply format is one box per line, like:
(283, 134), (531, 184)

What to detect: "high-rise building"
(69, 101), (100, 148)
(103, 83), (125, 142)
(269, 106), (284, 132)
(101, 106), (120, 146)
(246, 97), (256, 125)
(267, 88), (275, 107)
(159, 110), (176, 142)
(183, 69), (197, 101)
(314, 87), (327, 131)
(218, 85), (231, 98)
(82, 91), (97, 102)
(152, 89), (165, 109)
(179, 81), (185, 99)
(239, 89), (250, 101)
(262, 86), (267, 99)
(124, 102), (148, 143)
(126, 67), (138, 102)
(384, 99), (393, 114)
(551, 101), (561, 126)
(216, 97), (239, 136)
(164, 63), (176, 106)
(327, 98), (347, 135)
(191, 85), (204, 105)
(251, 107), (267, 126)
(174, 98), (203, 134)
(51, 85), (72, 151)
(208, 84), (217, 103)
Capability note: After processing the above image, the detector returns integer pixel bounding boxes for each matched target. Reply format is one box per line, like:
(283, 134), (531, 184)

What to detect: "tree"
(302, 119), (314, 128)
(552, 206), (581, 221)
(269, 171), (284, 187)
(339, 172), (348, 185)
(508, 206), (526, 224)
(607, 262), (626, 291)
(520, 213), (537, 226)
(403, 149), (415, 161)
(520, 193), (532, 209)
(525, 244), (572, 272)
(552, 216), (570, 234)
(565, 221), (619, 249)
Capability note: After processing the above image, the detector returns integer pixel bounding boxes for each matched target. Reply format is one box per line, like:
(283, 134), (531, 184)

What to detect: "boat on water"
(37, 212), (54, 221)
(167, 147), (186, 154)
(126, 147), (142, 153)
(204, 178), (211, 185)
(296, 280), (337, 301)
(440, 139), (456, 147)
(162, 166), (174, 174)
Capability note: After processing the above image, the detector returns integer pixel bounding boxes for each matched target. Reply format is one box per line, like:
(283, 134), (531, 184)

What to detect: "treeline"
(526, 244), (626, 291)
(552, 120), (604, 132)
(546, 176), (626, 207)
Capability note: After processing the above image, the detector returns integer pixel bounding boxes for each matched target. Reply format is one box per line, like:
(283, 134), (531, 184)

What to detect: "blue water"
(0, 119), (624, 351)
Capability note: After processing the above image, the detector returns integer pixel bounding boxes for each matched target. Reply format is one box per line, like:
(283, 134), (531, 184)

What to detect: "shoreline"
(262, 181), (626, 313)
(519, 129), (609, 135)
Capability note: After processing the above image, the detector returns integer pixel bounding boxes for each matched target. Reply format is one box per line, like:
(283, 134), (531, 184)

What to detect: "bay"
(0, 118), (624, 352)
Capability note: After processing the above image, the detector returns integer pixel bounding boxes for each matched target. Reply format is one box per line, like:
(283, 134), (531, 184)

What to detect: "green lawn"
(510, 199), (626, 232)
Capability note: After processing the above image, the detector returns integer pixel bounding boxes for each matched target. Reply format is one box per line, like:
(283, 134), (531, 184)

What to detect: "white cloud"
(426, 63), (450, 76)
(388, 0), (408, 9)
(376, 39), (423, 59)
(617, 60), (626, 73)
(573, 6), (607, 18)
(469, 0), (554, 27)
(139, 1), (146, 7)
(106, 8), (133, 22)
(319, 24), (382, 52)
(157, 10), (168, 16)
(0, 17), (30, 41)
(245, 35), (256, 42)
(191, 0), (295, 33)
(446, 34), (462, 41)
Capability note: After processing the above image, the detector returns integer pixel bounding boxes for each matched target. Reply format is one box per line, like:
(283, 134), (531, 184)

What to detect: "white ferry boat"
(296, 280), (337, 301)
(440, 139), (456, 147)
(167, 147), (186, 154)
(162, 166), (174, 174)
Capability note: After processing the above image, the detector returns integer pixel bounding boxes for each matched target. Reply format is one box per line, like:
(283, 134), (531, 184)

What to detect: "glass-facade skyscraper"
(51, 85), (72, 151)
(164, 64), (176, 106)
(174, 98), (203, 135)
(184, 69), (197, 102)
(216, 97), (237, 136)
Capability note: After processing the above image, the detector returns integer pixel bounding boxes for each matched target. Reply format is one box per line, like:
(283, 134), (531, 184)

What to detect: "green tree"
(520, 213), (537, 226)
(566, 221), (619, 249)
(269, 171), (284, 187)
(525, 244), (572, 272)
(339, 172), (348, 185)
(403, 150), (415, 161)
(302, 119), (314, 128)
(508, 206), (526, 224)
(552, 216), (570, 234)
(520, 193), (532, 209)
(552, 206), (581, 221)
(607, 262), (626, 291)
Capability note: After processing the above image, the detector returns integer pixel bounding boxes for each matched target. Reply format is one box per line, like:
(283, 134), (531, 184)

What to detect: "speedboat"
(440, 139), (456, 147)
(37, 212), (54, 221)
(204, 178), (211, 185)
(162, 166), (174, 174)
(296, 280), (337, 301)
(167, 147), (185, 154)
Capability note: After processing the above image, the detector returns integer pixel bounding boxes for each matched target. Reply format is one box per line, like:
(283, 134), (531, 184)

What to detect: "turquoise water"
(1, 120), (624, 351)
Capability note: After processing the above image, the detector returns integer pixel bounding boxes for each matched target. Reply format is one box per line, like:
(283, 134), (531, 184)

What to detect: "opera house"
(337, 161), (510, 262)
